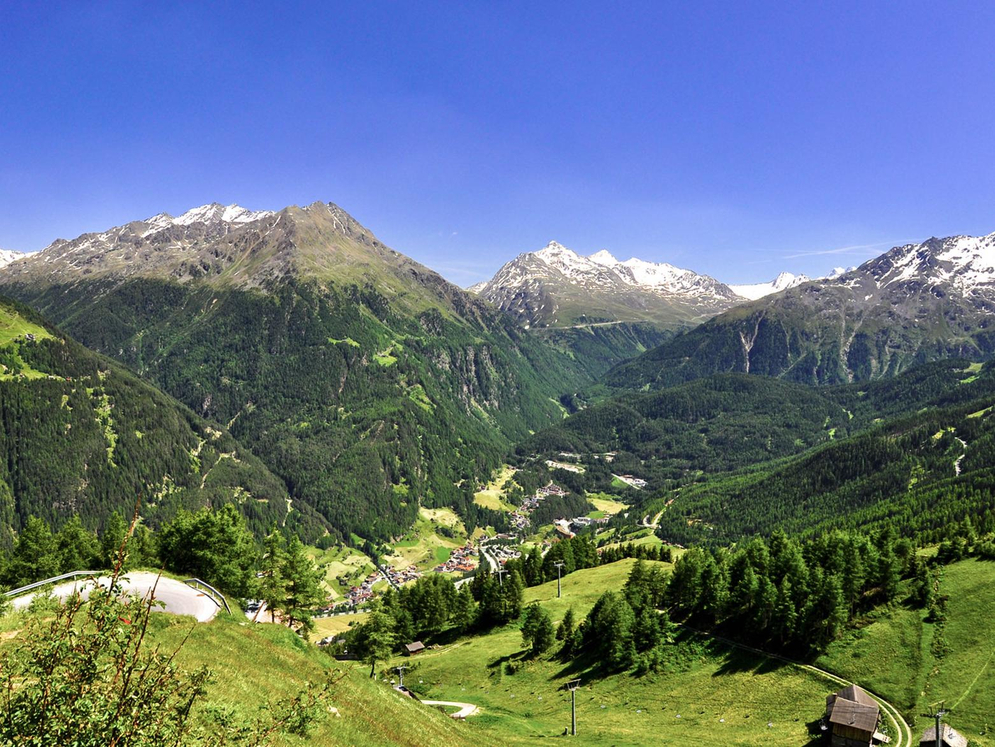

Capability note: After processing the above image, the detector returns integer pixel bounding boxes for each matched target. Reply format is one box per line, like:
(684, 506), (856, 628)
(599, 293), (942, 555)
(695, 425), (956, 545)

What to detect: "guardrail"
(4, 570), (101, 598)
(183, 578), (232, 615)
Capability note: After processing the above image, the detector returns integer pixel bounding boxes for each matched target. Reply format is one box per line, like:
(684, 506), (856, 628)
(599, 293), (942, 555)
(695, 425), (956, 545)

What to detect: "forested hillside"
(513, 360), (989, 495)
(648, 363), (995, 546)
(0, 203), (590, 543)
(531, 322), (672, 379)
(0, 296), (312, 547)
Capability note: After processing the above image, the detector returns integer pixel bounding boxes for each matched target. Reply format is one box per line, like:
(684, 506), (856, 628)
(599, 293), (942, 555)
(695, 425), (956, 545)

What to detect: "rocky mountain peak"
(474, 240), (742, 329)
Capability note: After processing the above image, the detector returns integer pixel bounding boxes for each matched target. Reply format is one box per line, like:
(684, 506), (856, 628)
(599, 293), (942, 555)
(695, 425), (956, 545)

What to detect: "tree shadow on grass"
(488, 649), (529, 675)
(548, 651), (620, 687)
(711, 643), (791, 677)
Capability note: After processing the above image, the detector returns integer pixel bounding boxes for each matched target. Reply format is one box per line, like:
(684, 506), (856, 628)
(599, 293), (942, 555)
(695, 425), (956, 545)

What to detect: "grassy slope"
(473, 465), (518, 513)
(0, 302), (54, 379)
(162, 617), (491, 746)
(0, 606), (479, 747)
(817, 557), (995, 745)
(382, 507), (469, 574)
(305, 545), (378, 600)
(384, 560), (832, 745)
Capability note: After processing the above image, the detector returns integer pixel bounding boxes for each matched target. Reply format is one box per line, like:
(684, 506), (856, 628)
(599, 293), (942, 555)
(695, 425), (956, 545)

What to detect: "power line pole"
(921, 702), (947, 747)
(554, 562), (565, 598)
(567, 678), (581, 736)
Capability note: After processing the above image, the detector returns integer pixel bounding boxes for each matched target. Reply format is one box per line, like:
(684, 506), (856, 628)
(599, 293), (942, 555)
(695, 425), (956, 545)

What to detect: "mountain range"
(0, 203), (589, 544)
(3, 201), (995, 549)
(470, 240), (743, 330)
(606, 232), (995, 389)
(468, 240), (855, 336)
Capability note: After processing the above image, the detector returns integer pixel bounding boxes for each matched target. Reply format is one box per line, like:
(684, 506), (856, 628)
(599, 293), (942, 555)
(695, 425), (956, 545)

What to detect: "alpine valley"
(4, 204), (995, 746)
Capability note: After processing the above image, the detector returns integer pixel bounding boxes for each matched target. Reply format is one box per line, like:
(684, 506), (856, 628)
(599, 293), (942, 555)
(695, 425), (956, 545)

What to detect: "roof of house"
(828, 699), (880, 733)
(835, 685), (877, 707)
(404, 641), (425, 653)
(920, 724), (968, 747)
(826, 685), (880, 734)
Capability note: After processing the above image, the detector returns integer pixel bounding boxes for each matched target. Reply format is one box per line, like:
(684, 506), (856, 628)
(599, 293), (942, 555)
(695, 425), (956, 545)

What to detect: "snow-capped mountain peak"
(864, 231), (995, 294)
(730, 271), (810, 300)
(588, 249), (618, 266)
(534, 240), (583, 263)
(474, 240), (741, 329)
(143, 203), (275, 235)
(0, 249), (27, 270)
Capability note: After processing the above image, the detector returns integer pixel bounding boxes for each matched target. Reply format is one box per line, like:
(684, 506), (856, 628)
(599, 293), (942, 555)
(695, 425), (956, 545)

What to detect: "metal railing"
(183, 578), (232, 615)
(4, 570), (101, 598)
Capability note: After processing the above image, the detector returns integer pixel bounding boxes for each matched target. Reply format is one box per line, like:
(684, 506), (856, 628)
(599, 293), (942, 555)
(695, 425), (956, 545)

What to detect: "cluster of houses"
(510, 482), (568, 531)
(613, 474), (648, 489)
(553, 514), (610, 538)
(484, 542), (520, 565)
(382, 563), (421, 588)
(433, 542), (478, 575)
(338, 571), (383, 609)
(544, 459), (585, 474)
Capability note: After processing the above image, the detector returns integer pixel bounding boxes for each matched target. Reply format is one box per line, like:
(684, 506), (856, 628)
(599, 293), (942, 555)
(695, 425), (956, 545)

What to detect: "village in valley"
(301, 459), (644, 617)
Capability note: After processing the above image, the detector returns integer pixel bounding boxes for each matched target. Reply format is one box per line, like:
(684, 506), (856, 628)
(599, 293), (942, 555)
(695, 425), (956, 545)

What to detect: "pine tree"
(354, 601), (397, 678)
(452, 584), (477, 633)
(500, 570), (525, 623)
(55, 516), (100, 574)
(633, 606), (661, 653)
(6, 516), (59, 587)
(100, 511), (127, 568)
(557, 607), (575, 643)
(521, 602), (554, 657)
(280, 536), (325, 638)
(259, 526), (287, 623)
(772, 577), (798, 645)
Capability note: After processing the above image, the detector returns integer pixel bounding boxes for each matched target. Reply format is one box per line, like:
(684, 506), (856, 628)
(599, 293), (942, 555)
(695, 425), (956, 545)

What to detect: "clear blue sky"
(2, 2), (995, 285)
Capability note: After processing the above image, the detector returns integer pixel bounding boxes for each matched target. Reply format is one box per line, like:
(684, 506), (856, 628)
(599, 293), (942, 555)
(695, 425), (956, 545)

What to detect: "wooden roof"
(404, 641), (425, 653)
(826, 685), (880, 735)
(835, 685), (877, 707)
(920, 724), (968, 747)
(828, 699), (880, 734)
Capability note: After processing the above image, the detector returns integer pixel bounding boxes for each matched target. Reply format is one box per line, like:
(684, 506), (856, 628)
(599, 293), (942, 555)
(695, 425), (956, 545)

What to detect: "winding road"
(11, 572), (223, 623)
(420, 700), (479, 719)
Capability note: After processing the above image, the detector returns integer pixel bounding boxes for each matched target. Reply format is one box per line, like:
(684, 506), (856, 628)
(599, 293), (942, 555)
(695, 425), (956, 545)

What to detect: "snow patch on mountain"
(730, 272), (810, 300)
(143, 203), (274, 235)
(868, 232), (995, 294)
(588, 249), (618, 266)
(0, 250), (27, 269)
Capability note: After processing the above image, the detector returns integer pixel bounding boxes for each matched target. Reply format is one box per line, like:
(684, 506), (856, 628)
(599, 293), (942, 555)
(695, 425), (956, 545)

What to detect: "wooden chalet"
(825, 685), (881, 747)
(404, 641), (426, 656)
(920, 724), (968, 747)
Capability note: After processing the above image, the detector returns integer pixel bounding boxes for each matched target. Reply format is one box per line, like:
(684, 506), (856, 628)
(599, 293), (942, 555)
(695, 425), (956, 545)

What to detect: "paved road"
(12, 572), (221, 623)
(420, 700), (479, 719)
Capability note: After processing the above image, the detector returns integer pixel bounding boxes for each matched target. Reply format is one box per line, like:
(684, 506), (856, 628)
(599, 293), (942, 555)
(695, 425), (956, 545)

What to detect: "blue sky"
(2, 2), (994, 285)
